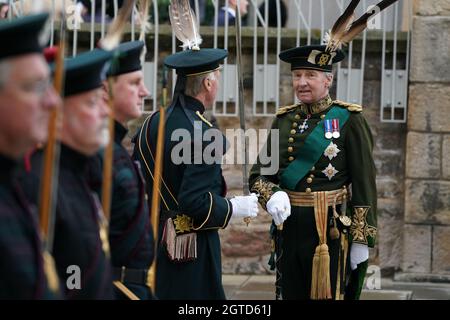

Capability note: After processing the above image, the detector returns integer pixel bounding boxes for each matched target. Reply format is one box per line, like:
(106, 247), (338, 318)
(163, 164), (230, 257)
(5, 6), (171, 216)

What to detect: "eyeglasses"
(19, 78), (53, 97)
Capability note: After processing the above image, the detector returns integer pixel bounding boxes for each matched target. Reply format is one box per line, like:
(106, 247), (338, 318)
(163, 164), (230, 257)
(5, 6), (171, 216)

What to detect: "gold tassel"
(335, 243), (342, 300)
(311, 192), (332, 300)
(341, 232), (349, 300)
(43, 250), (60, 295)
(318, 244), (332, 299)
(310, 245), (321, 299)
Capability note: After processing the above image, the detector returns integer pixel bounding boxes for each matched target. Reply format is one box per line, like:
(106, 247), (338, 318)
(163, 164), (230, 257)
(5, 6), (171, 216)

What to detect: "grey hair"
(0, 60), (11, 91)
(325, 71), (334, 87)
(185, 71), (217, 97)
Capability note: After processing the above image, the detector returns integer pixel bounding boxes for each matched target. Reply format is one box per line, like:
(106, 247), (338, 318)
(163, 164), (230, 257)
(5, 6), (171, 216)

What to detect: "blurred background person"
(0, 1), (9, 19)
(189, 0), (206, 24)
(217, 0), (248, 26)
(258, 0), (287, 27)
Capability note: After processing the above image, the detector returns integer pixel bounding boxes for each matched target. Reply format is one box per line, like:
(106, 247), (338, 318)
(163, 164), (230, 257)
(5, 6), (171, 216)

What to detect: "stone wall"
(397, 0), (450, 281)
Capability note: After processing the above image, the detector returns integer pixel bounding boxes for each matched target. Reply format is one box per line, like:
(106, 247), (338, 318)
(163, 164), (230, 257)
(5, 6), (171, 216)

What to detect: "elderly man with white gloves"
(249, 43), (377, 300)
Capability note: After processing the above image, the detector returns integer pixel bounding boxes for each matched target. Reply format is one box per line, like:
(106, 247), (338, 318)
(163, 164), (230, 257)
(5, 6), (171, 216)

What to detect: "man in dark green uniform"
(0, 13), (61, 299)
(87, 41), (155, 299)
(249, 44), (377, 300)
(133, 47), (259, 299)
(20, 49), (115, 299)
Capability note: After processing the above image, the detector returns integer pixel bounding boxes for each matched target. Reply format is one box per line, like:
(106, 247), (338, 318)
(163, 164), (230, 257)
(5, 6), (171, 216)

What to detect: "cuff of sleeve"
(250, 177), (281, 210)
(192, 193), (232, 231)
(350, 206), (377, 247)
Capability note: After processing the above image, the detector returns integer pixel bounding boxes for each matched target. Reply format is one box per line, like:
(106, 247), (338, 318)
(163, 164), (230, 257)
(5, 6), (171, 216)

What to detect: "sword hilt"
(242, 189), (260, 227)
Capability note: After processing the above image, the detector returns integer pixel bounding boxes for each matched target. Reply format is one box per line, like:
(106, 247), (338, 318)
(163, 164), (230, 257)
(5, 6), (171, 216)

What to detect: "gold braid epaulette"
(276, 104), (299, 117)
(333, 100), (363, 112)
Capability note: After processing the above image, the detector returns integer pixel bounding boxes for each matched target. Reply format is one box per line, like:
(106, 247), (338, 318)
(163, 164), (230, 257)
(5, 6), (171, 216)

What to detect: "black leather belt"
(113, 267), (148, 286)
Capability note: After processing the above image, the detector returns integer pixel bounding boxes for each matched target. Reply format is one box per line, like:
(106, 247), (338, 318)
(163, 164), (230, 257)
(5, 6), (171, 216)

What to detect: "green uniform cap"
(108, 41), (145, 77)
(64, 49), (113, 97)
(164, 48), (228, 76)
(0, 13), (49, 61)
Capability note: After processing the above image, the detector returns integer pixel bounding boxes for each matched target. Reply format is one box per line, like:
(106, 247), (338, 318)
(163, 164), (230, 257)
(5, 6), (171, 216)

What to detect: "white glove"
(230, 193), (259, 218)
(266, 191), (291, 226)
(350, 243), (369, 270)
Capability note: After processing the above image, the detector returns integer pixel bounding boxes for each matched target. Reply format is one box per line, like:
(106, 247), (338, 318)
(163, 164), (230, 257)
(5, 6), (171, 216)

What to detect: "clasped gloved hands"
(266, 191), (291, 226)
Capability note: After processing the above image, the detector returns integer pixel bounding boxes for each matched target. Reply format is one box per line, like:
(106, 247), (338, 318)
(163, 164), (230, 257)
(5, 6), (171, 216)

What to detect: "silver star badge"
(299, 119), (309, 133)
(322, 163), (339, 181)
(324, 142), (340, 160)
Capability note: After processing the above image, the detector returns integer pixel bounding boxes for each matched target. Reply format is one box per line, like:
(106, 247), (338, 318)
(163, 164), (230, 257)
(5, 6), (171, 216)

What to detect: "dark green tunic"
(20, 145), (114, 300)
(87, 121), (154, 300)
(249, 96), (377, 300)
(0, 154), (59, 299)
(133, 95), (232, 300)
